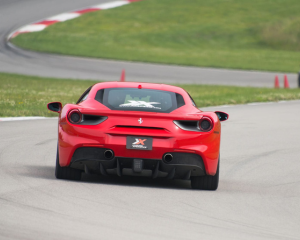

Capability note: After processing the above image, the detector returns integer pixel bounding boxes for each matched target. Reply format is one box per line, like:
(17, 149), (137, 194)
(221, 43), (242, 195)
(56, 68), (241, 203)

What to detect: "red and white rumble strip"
(9, 0), (140, 39)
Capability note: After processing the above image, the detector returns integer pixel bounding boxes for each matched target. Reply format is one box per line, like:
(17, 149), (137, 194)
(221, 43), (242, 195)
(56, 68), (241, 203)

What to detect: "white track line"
(47, 13), (81, 22)
(93, 1), (130, 9)
(2, 100), (299, 122)
(0, 117), (57, 122)
(202, 100), (300, 109)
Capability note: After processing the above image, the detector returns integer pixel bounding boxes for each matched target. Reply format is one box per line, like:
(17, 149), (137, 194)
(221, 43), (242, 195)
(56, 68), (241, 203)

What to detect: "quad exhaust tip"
(163, 153), (173, 163)
(104, 150), (114, 159)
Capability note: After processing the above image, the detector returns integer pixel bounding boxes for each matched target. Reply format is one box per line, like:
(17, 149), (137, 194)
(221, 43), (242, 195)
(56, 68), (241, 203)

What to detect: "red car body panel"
(55, 82), (224, 176)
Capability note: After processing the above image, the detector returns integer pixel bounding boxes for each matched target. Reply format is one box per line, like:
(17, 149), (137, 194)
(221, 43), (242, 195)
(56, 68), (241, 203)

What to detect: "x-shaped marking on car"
(120, 100), (161, 108)
(133, 138), (147, 145)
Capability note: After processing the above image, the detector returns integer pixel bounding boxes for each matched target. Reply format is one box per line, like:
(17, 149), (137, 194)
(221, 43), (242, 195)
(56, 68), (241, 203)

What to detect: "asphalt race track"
(1, 0), (300, 239)
(1, 101), (300, 240)
(0, 0), (298, 87)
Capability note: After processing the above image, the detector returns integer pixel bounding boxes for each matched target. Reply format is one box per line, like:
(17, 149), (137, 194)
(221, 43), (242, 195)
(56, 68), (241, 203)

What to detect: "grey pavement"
(0, 101), (300, 239)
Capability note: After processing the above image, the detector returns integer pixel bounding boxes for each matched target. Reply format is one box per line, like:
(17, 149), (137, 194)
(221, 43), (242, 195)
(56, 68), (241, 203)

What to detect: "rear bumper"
(70, 147), (206, 179)
(58, 121), (221, 175)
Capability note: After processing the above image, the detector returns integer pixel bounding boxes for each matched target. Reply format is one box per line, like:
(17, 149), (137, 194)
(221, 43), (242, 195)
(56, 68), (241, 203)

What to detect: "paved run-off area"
(0, 101), (299, 240)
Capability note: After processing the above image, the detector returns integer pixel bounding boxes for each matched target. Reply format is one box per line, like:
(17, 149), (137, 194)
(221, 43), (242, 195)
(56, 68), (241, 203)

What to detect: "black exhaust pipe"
(163, 153), (173, 163)
(104, 150), (114, 159)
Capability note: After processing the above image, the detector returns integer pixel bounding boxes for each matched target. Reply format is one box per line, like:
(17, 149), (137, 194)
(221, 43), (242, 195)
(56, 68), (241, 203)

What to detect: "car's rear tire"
(191, 158), (219, 190)
(55, 147), (82, 181)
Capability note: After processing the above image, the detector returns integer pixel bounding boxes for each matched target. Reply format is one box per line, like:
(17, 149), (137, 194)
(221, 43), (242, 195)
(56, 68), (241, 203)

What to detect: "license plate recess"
(126, 136), (153, 150)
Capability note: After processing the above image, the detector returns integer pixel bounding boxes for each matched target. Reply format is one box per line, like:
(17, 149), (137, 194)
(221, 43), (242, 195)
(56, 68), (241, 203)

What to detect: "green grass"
(0, 73), (95, 117)
(12, 0), (300, 72)
(1, 72), (300, 117)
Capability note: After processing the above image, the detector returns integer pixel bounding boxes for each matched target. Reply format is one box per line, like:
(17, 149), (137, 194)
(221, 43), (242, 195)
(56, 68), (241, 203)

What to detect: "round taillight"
(68, 110), (82, 124)
(199, 117), (213, 131)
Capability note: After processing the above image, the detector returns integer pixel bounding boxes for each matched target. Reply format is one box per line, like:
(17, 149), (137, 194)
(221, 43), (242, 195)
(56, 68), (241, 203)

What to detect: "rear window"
(95, 88), (185, 113)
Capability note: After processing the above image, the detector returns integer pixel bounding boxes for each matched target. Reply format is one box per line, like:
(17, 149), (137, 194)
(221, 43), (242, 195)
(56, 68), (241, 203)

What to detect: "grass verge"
(1, 72), (300, 117)
(12, 0), (300, 72)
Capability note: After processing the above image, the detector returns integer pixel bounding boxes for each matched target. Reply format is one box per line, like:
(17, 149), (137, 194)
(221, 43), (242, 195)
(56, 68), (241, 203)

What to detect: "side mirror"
(215, 111), (229, 121)
(47, 102), (62, 113)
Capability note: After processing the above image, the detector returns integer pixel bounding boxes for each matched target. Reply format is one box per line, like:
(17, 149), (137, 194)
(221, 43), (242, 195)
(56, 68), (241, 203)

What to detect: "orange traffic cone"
(120, 69), (125, 82)
(284, 75), (290, 88)
(274, 75), (280, 88)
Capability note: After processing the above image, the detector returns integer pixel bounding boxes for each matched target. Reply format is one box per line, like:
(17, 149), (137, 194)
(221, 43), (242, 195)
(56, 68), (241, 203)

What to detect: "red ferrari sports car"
(47, 82), (228, 190)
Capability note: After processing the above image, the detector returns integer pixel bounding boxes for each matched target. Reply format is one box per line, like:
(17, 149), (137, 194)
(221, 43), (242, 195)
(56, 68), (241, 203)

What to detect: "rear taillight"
(68, 109), (82, 124)
(199, 117), (213, 131)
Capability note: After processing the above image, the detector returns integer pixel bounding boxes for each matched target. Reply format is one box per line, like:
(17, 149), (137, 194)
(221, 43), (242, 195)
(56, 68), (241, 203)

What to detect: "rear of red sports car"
(48, 82), (228, 190)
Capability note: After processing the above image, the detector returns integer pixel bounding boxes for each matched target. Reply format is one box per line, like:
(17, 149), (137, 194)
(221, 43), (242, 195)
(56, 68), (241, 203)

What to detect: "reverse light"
(199, 117), (213, 132)
(68, 109), (82, 124)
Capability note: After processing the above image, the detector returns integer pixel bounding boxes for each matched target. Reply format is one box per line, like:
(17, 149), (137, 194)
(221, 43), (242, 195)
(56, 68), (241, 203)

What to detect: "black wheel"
(55, 146), (82, 181)
(191, 158), (219, 190)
